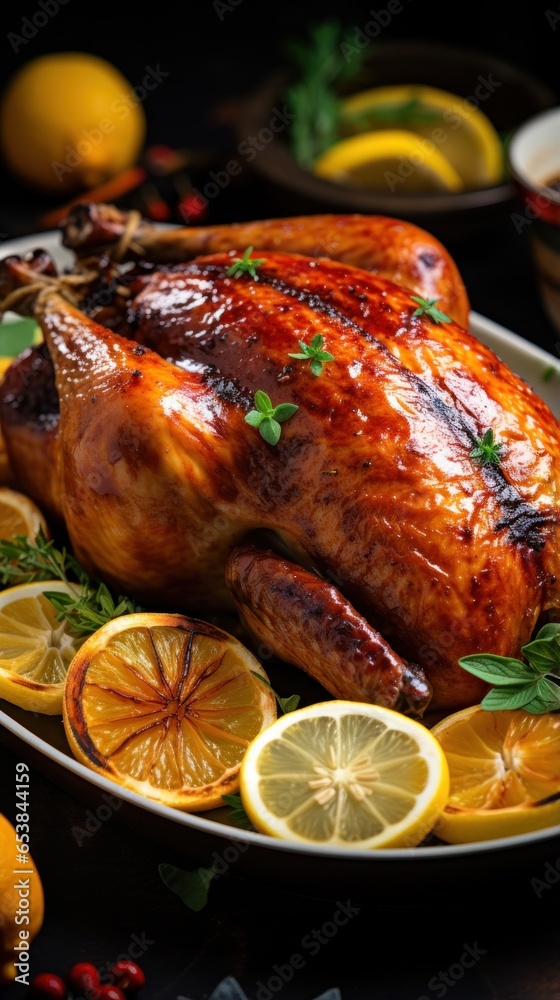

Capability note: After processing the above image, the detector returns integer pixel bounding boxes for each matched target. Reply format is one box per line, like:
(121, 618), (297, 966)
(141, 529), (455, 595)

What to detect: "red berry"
(66, 962), (100, 993)
(96, 988), (126, 1000)
(110, 960), (146, 993)
(29, 972), (68, 999)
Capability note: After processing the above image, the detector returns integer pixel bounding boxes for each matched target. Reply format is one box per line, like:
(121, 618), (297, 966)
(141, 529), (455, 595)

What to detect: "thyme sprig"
(0, 528), (139, 635)
(410, 296), (451, 324)
(226, 246), (266, 279)
(470, 428), (505, 467)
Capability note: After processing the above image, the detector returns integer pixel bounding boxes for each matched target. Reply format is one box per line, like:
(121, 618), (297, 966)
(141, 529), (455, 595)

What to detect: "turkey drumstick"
(60, 202), (470, 327)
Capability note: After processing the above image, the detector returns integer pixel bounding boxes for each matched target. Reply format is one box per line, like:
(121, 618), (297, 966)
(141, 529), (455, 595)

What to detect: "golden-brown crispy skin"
(61, 203), (470, 327)
(1, 247), (558, 711)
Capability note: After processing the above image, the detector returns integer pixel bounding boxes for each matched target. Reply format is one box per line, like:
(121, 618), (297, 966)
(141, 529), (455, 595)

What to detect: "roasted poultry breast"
(0, 205), (558, 717)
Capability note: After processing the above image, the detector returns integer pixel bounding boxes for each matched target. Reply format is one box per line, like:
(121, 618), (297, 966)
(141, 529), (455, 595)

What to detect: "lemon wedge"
(240, 700), (450, 848)
(0, 580), (86, 714)
(313, 129), (464, 193)
(431, 705), (560, 843)
(339, 84), (505, 189)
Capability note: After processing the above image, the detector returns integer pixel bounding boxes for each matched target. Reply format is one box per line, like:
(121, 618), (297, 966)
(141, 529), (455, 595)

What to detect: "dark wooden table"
(1, 5), (559, 996)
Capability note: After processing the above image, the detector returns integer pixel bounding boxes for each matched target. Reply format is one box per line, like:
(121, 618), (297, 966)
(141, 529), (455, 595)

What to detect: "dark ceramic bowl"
(236, 40), (557, 243)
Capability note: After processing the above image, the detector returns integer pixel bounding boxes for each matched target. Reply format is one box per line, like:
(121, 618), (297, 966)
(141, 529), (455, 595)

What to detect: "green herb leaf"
(244, 392), (298, 445)
(523, 678), (560, 714)
(221, 793), (253, 829)
(470, 428), (505, 467)
(258, 417), (281, 446)
(459, 622), (560, 714)
(273, 403), (299, 423)
(457, 653), (534, 686)
(226, 246), (266, 279)
(480, 681), (542, 711)
(158, 861), (218, 912)
(521, 625), (560, 674)
(288, 334), (335, 376)
(410, 296), (451, 324)
(250, 669), (301, 715)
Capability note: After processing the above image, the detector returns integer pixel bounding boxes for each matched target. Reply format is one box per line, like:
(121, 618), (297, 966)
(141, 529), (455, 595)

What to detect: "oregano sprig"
(410, 296), (451, 324)
(244, 390), (298, 446)
(288, 334), (334, 376)
(459, 623), (560, 714)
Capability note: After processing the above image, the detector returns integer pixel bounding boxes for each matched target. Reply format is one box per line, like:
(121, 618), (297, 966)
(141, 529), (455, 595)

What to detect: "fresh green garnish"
(541, 365), (558, 382)
(410, 296), (451, 324)
(469, 428), (505, 467)
(226, 246), (266, 279)
(244, 390), (298, 446)
(283, 19), (368, 168)
(250, 670), (301, 714)
(0, 527), (139, 635)
(222, 792), (253, 829)
(158, 861), (219, 912)
(341, 96), (441, 129)
(288, 334), (334, 376)
(459, 623), (560, 714)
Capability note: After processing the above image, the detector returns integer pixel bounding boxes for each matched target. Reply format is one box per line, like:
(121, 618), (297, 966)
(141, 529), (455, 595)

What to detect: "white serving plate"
(0, 230), (558, 904)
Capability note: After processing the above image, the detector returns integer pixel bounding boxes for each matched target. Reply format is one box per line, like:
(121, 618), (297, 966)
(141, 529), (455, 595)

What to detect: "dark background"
(0, 3), (560, 998)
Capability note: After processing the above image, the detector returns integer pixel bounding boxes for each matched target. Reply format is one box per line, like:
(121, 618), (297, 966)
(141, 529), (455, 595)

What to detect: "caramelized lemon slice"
(431, 705), (560, 843)
(240, 701), (449, 848)
(63, 613), (277, 811)
(0, 580), (85, 714)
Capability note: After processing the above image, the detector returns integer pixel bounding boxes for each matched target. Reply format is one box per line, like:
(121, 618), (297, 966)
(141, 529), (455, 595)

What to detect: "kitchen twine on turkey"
(0, 208), (143, 319)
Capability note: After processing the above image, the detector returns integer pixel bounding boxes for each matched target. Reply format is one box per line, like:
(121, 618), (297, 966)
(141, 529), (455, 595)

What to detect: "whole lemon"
(0, 811), (44, 984)
(0, 52), (147, 196)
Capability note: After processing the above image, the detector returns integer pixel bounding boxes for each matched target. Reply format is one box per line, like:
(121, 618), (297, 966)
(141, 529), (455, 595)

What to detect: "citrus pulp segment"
(0, 580), (85, 714)
(431, 705), (560, 843)
(240, 700), (450, 848)
(62, 613), (277, 811)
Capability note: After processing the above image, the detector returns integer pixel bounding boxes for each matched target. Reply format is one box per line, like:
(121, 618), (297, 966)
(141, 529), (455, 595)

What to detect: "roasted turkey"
(0, 205), (558, 718)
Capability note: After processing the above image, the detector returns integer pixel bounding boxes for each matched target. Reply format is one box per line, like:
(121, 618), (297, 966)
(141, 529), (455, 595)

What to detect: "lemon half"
(0, 580), (85, 714)
(431, 705), (560, 843)
(240, 700), (450, 849)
